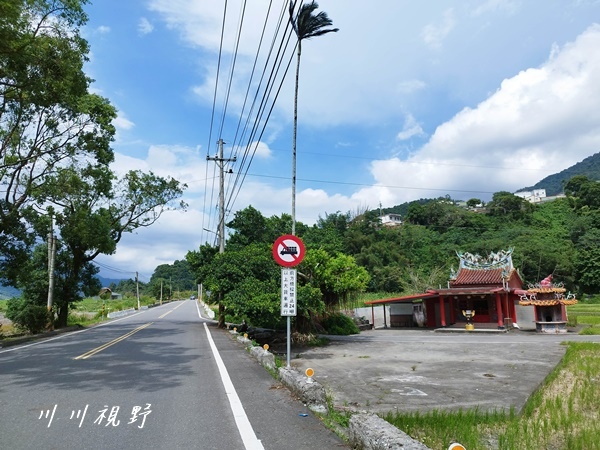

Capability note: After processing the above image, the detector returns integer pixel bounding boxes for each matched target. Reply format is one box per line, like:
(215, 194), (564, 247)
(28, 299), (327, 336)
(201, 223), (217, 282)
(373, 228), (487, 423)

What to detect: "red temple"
(366, 249), (577, 333)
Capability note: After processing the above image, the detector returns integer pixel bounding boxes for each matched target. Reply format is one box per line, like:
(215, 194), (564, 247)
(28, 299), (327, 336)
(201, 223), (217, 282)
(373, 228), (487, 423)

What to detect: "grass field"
(568, 302), (600, 335)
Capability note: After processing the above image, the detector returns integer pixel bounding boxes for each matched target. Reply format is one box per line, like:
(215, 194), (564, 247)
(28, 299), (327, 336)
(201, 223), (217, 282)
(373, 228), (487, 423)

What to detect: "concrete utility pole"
(207, 138), (236, 327)
(47, 217), (57, 330)
(136, 272), (140, 310)
(207, 139), (236, 253)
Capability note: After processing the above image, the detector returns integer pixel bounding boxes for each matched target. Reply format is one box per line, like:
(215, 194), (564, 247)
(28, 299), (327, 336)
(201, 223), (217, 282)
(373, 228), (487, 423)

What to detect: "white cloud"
(422, 8), (456, 49)
(113, 113), (135, 131)
(397, 114), (425, 141)
(363, 24), (600, 204)
(471, 0), (520, 17)
(250, 141), (272, 159)
(396, 79), (427, 95)
(97, 25), (111, 34)
(138, 17), (154, 35)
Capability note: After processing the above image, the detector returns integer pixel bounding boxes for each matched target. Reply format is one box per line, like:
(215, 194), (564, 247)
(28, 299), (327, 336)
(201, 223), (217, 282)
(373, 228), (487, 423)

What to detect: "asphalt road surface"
(0, 300), (346, 450)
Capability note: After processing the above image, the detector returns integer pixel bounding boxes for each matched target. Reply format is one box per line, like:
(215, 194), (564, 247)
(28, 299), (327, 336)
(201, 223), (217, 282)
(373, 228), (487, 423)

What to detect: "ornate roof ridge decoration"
(456, 248), (514, 271)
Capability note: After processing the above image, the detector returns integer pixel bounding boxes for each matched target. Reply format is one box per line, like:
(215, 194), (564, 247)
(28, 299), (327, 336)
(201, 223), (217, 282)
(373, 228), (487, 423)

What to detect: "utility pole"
(136, 271), (140, 310)
(47, 217), (57, 330)
(207, 139), (236, 253)
(207, 138), (236, 327)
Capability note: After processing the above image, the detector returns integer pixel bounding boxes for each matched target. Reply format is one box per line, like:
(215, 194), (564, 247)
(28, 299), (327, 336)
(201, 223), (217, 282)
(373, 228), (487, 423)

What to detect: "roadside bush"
(321, 313), (360, 335)
(5, 297), (48, 334)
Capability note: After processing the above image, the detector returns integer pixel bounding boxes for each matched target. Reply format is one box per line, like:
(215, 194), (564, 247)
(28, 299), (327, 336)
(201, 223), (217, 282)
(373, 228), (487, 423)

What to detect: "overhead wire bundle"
(202, 0), (300, 245)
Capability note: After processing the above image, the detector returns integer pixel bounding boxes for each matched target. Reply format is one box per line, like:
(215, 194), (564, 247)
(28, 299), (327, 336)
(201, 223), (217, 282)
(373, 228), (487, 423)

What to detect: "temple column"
(495, 292), (504, 329)
(440, 296), (446, 327)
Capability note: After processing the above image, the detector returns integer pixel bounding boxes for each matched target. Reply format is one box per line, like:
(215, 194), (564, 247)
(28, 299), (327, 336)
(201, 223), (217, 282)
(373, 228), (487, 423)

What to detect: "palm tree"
(289, 1), (338, 235)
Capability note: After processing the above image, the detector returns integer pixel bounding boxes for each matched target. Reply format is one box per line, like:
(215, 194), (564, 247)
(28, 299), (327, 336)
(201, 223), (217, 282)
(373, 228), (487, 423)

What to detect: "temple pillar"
(495, 292), (504, 329)
(440, 296), (446, 327)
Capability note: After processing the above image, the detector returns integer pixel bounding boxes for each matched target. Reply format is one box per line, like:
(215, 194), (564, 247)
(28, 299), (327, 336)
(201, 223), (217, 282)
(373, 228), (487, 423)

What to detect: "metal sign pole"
(287, 316), (291, 367)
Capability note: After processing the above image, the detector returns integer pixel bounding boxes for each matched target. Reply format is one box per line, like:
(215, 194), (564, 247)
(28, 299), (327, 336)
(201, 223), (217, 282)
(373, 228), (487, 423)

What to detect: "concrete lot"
(290, 328), (600, 415)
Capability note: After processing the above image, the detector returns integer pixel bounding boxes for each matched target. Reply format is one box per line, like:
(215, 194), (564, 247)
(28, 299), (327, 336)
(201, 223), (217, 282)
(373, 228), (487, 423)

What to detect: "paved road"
(0, 300), (346, 450)
(291, 328), (600, 415)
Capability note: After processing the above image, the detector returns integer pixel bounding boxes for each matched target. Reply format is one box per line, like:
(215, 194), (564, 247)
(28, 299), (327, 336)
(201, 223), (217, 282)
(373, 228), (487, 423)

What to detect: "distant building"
(379, 213), (403, 226)
(514, 189), (547, 203)
(99, 287), (123, 300)
(514, 189), (566, 204)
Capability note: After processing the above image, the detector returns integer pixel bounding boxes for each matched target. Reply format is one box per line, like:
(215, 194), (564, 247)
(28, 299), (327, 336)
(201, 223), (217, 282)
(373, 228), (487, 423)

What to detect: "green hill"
(517, 152), (600, 196)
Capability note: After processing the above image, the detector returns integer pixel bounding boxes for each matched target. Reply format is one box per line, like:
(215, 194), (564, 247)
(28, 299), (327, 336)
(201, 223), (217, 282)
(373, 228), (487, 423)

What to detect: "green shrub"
(6, 297), (49, 334)
(321, 313), (360, 335)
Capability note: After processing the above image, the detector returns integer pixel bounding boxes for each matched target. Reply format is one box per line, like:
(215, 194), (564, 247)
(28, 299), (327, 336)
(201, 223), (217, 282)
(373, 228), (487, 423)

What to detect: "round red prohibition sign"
(272, 234), (305, 267)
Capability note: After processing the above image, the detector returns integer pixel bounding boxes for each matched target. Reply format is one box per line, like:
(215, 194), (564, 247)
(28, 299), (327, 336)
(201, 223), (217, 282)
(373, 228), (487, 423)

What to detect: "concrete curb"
(278, 367), (328, 414)
(348, 413), (432, 450)
(229, 330), (328, 413)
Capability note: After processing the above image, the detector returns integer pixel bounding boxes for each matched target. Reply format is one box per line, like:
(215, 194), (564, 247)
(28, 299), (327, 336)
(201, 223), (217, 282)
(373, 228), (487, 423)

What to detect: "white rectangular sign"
(280, 268), (297, 316)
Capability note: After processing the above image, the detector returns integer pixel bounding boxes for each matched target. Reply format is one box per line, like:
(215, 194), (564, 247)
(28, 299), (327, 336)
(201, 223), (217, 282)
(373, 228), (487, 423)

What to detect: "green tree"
(10, 164), (186, 328)
(8, 240), (101, 333)
(0, 0), (130, 327)
(301, 249), (369, 310)
(289, 1), (338, 234)
(150, 260), (195, 293)
(564, 175), (600, 210)
(487, 191), (534, 220)
(0, 0), (116, 281)
(466, 198), (482, 208)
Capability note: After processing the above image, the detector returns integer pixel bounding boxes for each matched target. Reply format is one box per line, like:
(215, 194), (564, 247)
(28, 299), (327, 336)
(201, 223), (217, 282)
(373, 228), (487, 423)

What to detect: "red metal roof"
(365, 293), (437, 305)
(451, 268), (505, 286)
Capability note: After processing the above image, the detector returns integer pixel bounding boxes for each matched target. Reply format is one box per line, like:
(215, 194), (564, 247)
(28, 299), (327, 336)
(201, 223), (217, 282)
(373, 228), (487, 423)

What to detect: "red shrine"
(366, 248), (577, 333)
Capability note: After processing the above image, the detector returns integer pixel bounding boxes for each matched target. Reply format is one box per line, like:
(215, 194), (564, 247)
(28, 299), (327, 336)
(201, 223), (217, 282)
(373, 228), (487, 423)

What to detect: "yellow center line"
(73, 322), (154, 360)
(158, 300), (187, 319)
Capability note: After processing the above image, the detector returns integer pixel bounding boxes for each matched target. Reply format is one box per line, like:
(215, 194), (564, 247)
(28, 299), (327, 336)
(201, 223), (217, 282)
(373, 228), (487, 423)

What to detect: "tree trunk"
(218, 300), (225, 328)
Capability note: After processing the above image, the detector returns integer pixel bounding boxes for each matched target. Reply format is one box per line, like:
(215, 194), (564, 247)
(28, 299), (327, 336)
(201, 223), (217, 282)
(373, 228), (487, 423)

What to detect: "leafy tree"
(466, 198), (482, 208)
(301, 249), (369, 310)
(564, 175), (600, 210)
(289, 0), (338, 234)
(1, 0), (115, 275)
(30, 166), (186, 326)
(487, 191), (534, 220)
(150, 259), (195, 293)
(113, 278), (141, 298)
(7, 240), (101, 332)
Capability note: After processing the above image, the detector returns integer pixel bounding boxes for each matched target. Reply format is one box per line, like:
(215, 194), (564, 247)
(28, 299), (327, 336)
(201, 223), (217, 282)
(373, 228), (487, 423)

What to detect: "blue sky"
(85, 0), (600, 280)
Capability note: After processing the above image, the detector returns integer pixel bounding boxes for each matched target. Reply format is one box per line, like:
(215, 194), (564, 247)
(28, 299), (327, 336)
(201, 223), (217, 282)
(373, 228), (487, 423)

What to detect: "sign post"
(273, 235), (305, 367)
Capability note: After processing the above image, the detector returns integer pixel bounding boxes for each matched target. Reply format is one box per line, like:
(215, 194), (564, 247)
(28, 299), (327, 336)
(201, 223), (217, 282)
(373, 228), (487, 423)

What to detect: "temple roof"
(451, 267), (506, 286)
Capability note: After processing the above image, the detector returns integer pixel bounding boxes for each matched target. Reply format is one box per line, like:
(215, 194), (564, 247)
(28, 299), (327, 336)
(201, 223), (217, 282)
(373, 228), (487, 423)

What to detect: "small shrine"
(517, 275), (577, 333)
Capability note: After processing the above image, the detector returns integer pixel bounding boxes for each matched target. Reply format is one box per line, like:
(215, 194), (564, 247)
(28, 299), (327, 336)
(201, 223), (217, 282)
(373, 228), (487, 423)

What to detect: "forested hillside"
(186, 176), (600, 330)
(517, 152), (600, 196)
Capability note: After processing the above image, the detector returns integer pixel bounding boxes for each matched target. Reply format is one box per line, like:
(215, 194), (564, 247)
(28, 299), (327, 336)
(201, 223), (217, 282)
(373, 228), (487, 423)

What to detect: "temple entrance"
(455, 297), (490, 323)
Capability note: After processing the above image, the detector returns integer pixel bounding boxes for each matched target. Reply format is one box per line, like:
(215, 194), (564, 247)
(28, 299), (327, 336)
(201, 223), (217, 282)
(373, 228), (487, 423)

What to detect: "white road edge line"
(197, 302), (264, 450)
